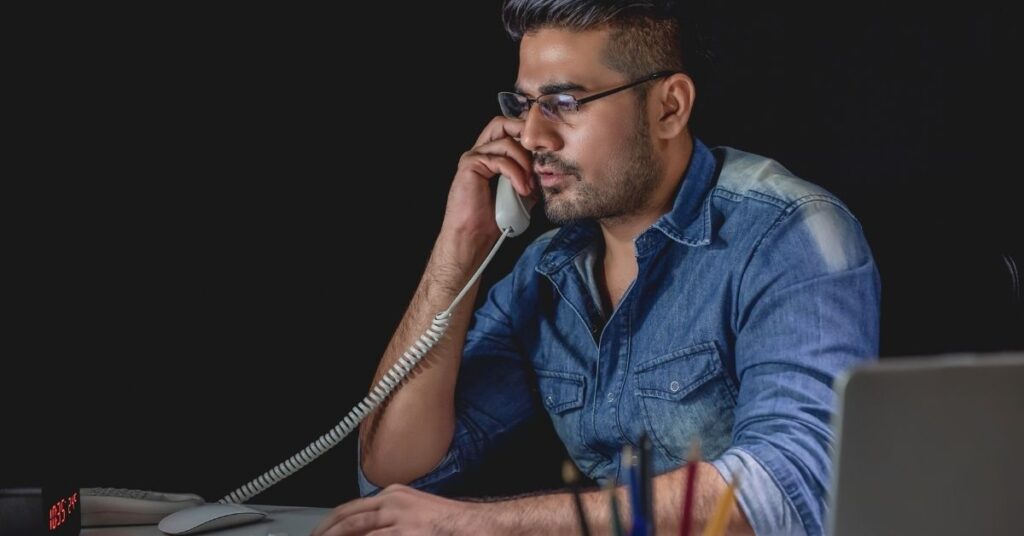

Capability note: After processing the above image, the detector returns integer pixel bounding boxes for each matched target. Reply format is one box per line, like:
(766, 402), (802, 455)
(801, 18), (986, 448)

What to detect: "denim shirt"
(358, 140), (881, 536)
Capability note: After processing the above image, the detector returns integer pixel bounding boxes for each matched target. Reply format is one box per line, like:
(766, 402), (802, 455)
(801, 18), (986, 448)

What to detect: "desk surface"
(82, 505), (331, 536)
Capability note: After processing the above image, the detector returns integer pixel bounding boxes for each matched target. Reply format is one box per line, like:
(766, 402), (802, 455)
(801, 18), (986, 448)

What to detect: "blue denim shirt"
(359, 140), (880, 536)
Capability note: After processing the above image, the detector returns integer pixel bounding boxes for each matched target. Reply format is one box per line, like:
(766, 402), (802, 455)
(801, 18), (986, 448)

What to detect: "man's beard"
(539, 116), (661, 225)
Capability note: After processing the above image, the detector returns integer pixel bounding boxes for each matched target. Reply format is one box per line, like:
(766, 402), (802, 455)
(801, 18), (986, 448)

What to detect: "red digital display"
(48, 491), (79, 531)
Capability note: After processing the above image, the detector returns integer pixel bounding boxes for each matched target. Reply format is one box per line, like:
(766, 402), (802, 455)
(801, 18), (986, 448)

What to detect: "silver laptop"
(827, 353), (1024, 536)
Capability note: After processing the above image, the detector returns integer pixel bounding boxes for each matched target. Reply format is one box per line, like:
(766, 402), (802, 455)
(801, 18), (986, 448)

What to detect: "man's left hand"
(313, 484), (483, 536)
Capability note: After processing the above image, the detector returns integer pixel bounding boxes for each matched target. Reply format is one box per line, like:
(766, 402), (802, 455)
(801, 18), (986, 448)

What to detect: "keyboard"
(80, 487), (205, 526)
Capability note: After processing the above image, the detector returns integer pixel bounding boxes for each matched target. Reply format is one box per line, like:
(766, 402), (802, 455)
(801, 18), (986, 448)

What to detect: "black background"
(6, 3), (1022, 508)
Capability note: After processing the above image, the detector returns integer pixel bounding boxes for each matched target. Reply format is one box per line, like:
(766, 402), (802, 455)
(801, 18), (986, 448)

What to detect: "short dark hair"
(502, 0), (704, 83)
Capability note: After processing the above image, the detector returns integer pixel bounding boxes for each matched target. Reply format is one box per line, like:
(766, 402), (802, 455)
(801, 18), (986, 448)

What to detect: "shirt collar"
(536, 138), (719, 276)
(652, 137), (717, 247)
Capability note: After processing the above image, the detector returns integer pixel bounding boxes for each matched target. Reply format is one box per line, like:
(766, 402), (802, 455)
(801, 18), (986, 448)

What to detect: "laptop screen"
(827, 353), (1024, 536)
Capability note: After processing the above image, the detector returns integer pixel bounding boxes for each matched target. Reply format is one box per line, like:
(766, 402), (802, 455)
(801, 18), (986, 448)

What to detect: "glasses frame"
(498, 70), (681, 123)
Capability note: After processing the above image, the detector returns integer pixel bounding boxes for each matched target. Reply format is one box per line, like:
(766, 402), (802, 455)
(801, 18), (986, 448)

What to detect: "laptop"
(827, 352), (1024, 536)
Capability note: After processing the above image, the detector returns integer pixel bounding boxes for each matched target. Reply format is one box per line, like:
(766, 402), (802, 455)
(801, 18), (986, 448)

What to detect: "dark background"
(6, 3), (1021, 509)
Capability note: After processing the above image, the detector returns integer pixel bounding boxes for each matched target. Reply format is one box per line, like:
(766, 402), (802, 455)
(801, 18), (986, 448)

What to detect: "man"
(315, 1), (879, 534)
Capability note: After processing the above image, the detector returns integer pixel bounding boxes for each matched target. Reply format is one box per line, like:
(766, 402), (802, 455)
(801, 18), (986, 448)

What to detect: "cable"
(219, 228), (512, 504)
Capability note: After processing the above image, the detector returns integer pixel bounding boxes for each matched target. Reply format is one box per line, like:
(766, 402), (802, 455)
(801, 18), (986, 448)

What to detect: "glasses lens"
(498, 92), (527, 119)
(537, 94), (578, 123)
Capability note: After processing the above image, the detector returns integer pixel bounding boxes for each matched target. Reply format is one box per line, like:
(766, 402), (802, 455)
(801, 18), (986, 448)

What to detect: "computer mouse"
(157, 503), (267, 535)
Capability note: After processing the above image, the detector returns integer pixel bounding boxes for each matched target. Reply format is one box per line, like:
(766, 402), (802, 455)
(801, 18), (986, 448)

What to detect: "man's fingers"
(467, 154), (534, 197)
(317, 507), (398, 536)
(313, 497), (382, 536)
(335, 510), (393, 536)
(332, 496), (383, 520)
(466, 137), (533, 181)
(474, 116), (524, 147)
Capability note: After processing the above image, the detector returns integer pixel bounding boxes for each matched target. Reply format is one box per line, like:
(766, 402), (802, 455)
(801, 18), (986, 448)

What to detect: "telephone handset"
(494, 174), (535, 237)
(219, 175), (535, 504)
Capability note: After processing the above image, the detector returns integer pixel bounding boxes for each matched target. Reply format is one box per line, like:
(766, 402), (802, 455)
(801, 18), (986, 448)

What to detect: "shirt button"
(607, 392), (615, 402)
(545, 396), (555, 406)
(669, 380), (681, 393)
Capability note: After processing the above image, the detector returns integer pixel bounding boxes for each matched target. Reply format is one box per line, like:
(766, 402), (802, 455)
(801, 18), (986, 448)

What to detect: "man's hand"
(443, 116), (535, 242)
(312, 484), (483, 536)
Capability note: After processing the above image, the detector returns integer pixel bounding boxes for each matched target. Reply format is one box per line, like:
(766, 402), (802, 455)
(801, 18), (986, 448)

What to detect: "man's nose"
(520, 105), (564, 154)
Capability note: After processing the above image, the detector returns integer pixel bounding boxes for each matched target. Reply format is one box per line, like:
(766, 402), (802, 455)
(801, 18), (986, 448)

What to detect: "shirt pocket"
(633, 341), (736, 463)
(535, 369), (586, 447)
(536, 369), (586, 413)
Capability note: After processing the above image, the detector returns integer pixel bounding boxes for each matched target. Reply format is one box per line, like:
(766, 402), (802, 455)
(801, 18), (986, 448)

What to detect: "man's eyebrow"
(513, 81), (589, 96)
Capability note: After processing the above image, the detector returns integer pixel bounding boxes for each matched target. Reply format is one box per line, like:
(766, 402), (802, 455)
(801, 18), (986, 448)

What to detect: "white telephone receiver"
(219, 175), (535, 504)
(495, 175), (535, 237)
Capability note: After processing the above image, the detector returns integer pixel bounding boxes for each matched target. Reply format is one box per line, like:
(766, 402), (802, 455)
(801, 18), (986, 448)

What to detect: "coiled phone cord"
(220, 228), (512, 504)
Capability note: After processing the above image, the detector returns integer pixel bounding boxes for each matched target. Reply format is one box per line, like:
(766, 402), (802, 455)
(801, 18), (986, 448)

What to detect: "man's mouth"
(534, 167), (574, 188)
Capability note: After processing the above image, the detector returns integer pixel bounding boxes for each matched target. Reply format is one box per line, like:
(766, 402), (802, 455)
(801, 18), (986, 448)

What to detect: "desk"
(81, 505), (331, 536)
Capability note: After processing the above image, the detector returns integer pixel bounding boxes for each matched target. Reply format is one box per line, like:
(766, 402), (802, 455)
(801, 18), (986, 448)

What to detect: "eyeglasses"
(497, 70), (679, 124)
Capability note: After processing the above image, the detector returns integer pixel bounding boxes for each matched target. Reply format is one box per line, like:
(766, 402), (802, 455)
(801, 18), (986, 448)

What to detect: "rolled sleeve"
(711, 448), (806, 536)
(358, 447), (461, 497)
(731, 198), (881, 535)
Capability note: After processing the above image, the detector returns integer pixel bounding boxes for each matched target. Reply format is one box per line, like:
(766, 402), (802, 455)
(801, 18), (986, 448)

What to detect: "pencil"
(700, 474), (740, 536)
(680, 439), (701, 536)
(563, 459), (592, 536)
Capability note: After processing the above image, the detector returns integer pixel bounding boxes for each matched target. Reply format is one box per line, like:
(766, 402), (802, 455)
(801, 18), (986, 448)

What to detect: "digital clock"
(47, 489), (79, 533)
(0, 485), (80, 536)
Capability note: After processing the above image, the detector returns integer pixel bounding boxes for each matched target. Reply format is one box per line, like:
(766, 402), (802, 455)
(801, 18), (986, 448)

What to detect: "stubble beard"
(540, 114), (662, 225)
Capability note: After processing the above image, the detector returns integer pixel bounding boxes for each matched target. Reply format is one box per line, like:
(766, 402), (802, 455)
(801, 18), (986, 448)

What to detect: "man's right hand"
(442, 116), (536, 244)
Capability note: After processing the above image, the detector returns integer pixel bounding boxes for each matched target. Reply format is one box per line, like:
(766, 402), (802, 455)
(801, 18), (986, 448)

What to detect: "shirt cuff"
(711, 447), (806, 536)
(356, 447), (462, 497)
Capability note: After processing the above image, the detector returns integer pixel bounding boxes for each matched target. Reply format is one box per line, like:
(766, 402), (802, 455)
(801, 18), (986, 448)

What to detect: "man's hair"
(502, 0), (702, 83)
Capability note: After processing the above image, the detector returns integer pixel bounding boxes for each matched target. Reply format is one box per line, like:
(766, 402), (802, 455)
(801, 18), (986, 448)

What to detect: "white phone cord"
(220, 228), (512, 504)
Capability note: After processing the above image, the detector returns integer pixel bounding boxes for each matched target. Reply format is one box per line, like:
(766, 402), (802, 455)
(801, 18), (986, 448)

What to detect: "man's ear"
(652, 73), (695, 139)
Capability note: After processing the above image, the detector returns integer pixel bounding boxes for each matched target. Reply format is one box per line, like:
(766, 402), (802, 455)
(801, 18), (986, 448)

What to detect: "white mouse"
(157, 503), (267, 535)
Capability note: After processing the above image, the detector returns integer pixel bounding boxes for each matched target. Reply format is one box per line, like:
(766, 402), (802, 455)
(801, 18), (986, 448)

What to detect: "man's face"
(516, 27), (662, 224)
